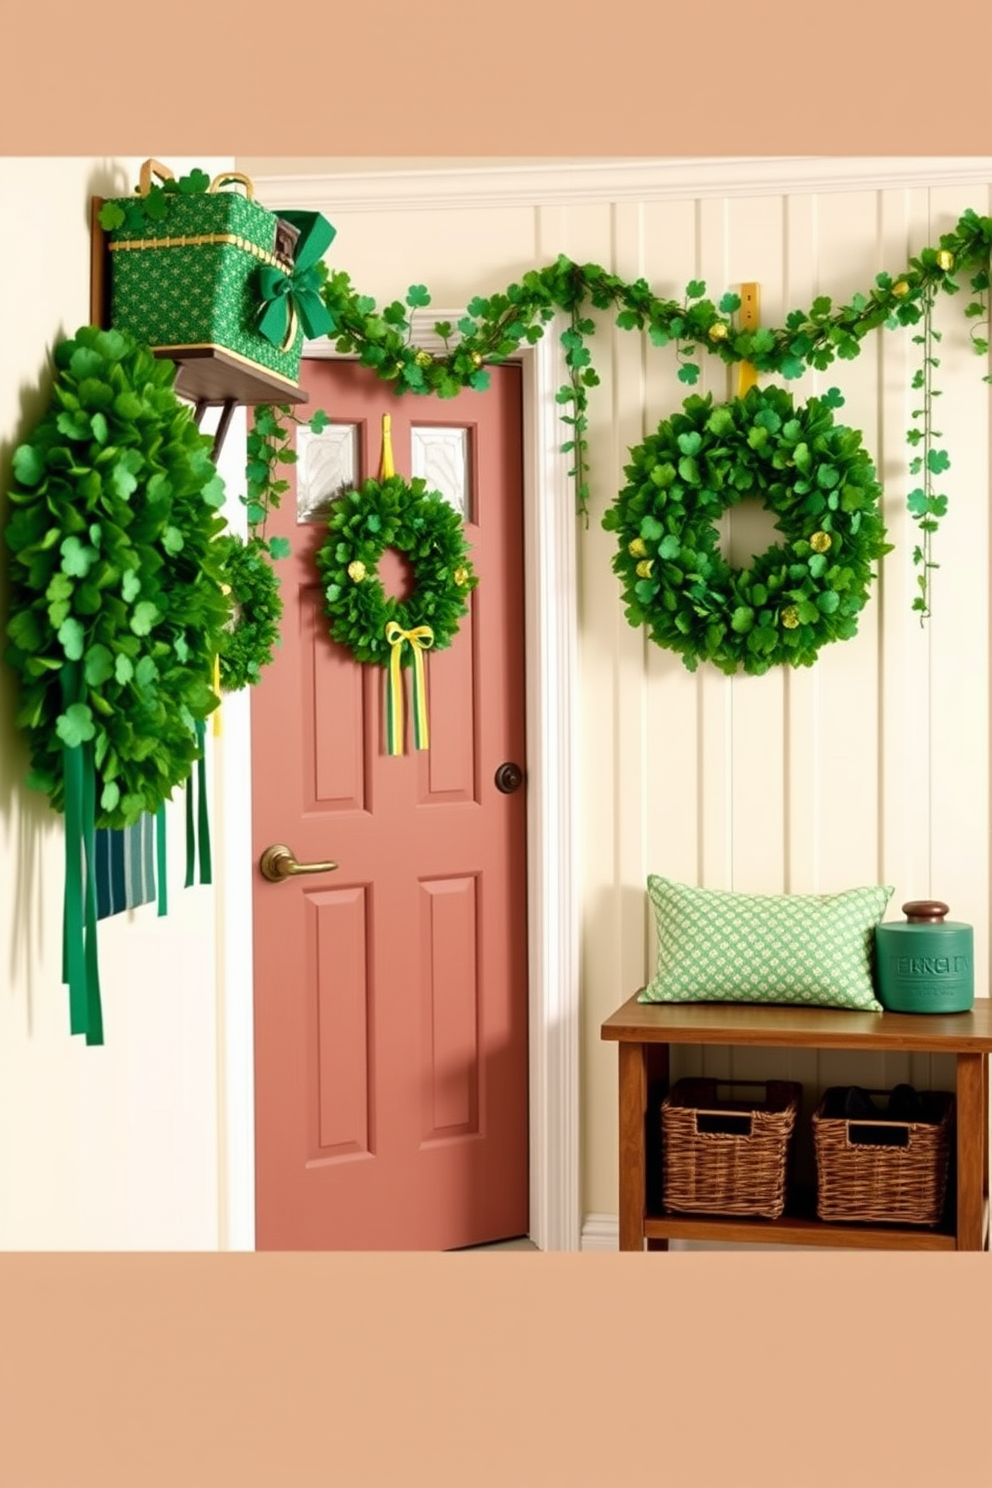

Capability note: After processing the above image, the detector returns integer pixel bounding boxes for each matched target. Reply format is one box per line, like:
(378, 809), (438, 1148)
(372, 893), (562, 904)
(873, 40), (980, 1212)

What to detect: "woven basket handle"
(209, 171), (256, 202)
(690, 1079), (772, 1129)
(138, 159), (175, 196)
(845, 1119), (913, 1148)
(693, 1109), (754, 1137)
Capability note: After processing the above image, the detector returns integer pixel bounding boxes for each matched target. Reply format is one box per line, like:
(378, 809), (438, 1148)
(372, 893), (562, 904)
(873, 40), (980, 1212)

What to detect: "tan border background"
(2, 0), (992, 1482)
(3, 0), (992, 155)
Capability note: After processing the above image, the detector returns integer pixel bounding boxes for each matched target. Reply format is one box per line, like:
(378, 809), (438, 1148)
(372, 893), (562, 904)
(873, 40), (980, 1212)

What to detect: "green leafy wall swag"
(4, 327), (231, 1043)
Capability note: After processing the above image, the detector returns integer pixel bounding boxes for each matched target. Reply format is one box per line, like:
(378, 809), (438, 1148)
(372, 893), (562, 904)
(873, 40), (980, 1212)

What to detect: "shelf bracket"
(193, 397), (240, 460)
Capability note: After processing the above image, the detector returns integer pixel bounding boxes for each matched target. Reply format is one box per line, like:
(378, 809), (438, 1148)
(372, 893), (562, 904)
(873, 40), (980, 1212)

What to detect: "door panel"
(251, 359), (528, 1250)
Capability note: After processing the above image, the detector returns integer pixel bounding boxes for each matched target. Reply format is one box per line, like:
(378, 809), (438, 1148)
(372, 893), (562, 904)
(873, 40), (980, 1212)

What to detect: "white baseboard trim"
(580, 1214), (620, 1251)
(579, 1214), (829, 1252)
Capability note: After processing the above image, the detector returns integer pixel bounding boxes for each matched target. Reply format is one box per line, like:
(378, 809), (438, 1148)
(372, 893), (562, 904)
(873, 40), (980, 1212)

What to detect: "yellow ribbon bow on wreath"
(384, 620), (434, 754)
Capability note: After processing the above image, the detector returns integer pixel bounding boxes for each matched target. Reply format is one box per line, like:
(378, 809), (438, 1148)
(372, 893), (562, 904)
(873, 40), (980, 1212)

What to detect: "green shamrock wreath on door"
(315, 472), (477, 753)
(602, 384), (892, 677)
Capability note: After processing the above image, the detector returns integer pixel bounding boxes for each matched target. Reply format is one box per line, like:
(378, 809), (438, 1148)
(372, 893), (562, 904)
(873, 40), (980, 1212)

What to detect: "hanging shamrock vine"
(244, 401), (331, 552)
(306, 204), (992, 620)
(906, 278), (946, 621)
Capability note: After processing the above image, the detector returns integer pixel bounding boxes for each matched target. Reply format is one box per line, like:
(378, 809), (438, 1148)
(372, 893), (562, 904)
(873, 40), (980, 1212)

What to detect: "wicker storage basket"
(813, 1087), (954, 1226)
(660, 1078), (802, 1220)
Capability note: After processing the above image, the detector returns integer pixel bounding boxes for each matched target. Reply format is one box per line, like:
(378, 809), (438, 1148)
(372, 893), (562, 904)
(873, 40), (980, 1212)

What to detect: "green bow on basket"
(257, 210), (336, 347)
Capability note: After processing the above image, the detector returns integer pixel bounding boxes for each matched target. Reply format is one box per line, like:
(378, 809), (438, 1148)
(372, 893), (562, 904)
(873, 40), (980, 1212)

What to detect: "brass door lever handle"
(259, 844), (339, 883)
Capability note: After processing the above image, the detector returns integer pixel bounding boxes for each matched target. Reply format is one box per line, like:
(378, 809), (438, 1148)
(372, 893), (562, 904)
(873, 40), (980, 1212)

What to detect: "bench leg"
(955, 1052), (986, 1250)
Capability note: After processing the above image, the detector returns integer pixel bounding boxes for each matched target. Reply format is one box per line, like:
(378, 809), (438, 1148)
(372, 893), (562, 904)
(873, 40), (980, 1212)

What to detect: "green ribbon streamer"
(61, 683), (87, 1035)
(184, 761), (195, 888)
(256, 210), (336, 347)
(60, 662), (103, 1045)
(184, 720), (213, 888)
(81, 741), (103, 1044)
(196, 719), (212, 885)
(156, 804), (168, 917)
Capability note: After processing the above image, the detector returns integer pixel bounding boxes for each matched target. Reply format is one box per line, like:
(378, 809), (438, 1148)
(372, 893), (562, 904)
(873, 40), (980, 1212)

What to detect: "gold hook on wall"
(737, 282), (760, 397)
(380, 413), (395, 479)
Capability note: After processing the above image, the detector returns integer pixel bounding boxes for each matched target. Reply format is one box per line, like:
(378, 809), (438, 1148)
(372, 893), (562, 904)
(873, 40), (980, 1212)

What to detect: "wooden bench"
(601, 994), (992, 1251)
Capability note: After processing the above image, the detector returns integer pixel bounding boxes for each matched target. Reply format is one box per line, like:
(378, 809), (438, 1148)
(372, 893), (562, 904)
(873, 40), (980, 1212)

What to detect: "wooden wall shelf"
(601, 995), (992, 1252)
(161, 346), (308, 409)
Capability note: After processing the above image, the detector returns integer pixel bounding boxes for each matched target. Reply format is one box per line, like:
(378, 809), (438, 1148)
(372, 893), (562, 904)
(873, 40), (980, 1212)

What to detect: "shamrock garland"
(216, 533), (285, 692)
(4, 325), (231, 826)
(602, 385), (891, 677)
(316, 474), (477, 662)
(314, 206), (991, 615)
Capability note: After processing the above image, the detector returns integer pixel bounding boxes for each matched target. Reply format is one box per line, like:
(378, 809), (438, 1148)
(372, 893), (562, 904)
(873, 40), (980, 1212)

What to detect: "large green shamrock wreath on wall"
(4, 325), (231, 826)
(601, 385), (890, 676)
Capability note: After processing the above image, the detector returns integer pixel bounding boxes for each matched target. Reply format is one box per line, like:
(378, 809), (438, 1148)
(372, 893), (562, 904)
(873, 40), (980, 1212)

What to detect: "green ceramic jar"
(874, 900), (974, 1014)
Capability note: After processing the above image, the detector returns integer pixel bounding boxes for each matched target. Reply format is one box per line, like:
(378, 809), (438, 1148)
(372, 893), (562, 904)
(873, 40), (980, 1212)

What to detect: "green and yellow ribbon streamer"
(184, 719), (213, 887)
(378, 414), (435, 753)
(384, 621), (434, 755)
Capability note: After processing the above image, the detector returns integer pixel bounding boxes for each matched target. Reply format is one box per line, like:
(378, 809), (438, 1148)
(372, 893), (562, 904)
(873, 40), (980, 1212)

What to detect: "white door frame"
(218, 315), (582, 1252)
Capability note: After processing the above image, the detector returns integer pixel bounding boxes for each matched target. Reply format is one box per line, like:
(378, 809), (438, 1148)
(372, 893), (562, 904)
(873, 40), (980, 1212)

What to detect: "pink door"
(251, 358), (529, 1250)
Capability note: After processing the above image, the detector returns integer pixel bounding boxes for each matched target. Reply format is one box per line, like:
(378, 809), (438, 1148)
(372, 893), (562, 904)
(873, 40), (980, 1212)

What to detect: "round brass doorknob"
(494, 762), (524, 795)
(259, 844), (338, 883)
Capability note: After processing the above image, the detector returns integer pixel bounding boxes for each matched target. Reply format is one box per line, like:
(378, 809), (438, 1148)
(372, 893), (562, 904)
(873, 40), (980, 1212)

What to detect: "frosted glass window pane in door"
(296, 424), (359, 523)
(411, 427), (472, 520)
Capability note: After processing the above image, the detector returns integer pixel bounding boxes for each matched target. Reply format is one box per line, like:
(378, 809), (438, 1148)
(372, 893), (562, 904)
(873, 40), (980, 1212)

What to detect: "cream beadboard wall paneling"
(0, 156), (238, 1250)
(242, 159), (992, 1249)
(584, 180), (992, 1244)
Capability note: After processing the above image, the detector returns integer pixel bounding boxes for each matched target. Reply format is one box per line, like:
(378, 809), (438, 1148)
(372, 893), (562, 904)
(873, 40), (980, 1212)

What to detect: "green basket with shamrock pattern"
(100, 160), (335, 389)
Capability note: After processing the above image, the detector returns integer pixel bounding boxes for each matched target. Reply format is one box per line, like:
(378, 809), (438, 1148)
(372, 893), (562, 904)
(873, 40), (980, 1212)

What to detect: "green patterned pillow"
(640, 877), (893, 1011)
